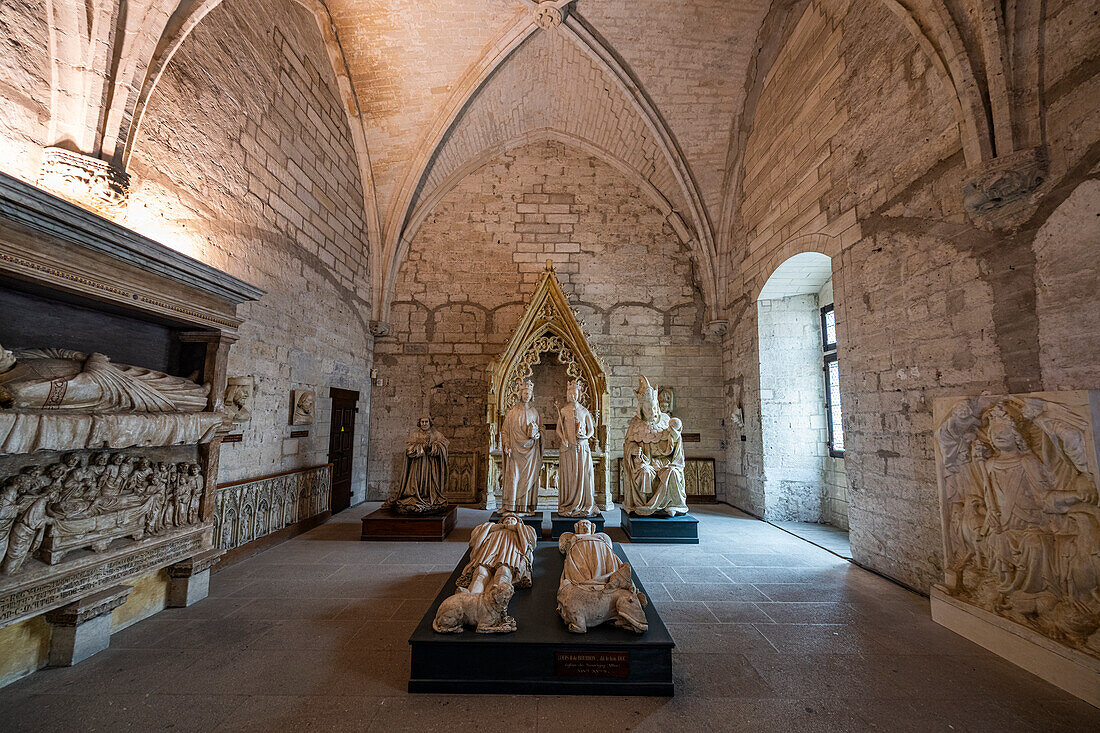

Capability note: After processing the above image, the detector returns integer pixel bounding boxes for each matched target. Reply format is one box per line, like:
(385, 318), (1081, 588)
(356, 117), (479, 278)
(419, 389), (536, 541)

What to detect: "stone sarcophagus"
(0, 171), (263, 629)
(931, 391), (1100, 705)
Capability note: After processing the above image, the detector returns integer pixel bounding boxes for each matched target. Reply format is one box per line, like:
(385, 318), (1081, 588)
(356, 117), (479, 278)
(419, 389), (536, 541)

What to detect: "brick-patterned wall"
(369, 140), (723, 502)
(0, 0), (49, 182)
(126, 0), (374, 496)
(721, 0), (1100, 591)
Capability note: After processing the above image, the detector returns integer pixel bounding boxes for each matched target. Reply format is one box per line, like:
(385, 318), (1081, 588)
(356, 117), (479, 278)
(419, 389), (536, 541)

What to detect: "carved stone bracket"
(165, 548), (224, 579)
(705, 319), (729, 341)
(369, 320), (393, 338)
(44, 584), (132, 627)
(37, 147), (130, 218)
(165, 548), (224, 608)
(962, 147), (1048, 231)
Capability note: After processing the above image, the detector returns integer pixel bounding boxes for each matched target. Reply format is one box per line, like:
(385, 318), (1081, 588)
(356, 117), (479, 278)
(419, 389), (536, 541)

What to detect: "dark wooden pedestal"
(360, 505), (457, 542)
(550, 513), (606, 540)
(409, 543), (674, 695)
(490, 511), (545, 537)
(620, 508), (700, 544)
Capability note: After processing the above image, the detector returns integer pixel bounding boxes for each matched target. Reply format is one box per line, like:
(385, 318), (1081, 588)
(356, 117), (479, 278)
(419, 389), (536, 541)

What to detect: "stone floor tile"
(752, 602), (863, 624)
(213, 694), (385, 732)
(664, 582), (771, 602)
(229, 597), (352, 620)
(659, 601), (722, 623)
(703, 601), (775, 624)
(367, 694), (539, 732)
(752, 622), (889, 655)
(666, 622), (776, 655)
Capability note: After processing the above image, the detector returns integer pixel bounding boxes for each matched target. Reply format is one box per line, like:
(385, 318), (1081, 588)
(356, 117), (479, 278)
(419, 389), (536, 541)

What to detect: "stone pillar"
(44, 585), (132, 667)
(166, 548), (225, 608)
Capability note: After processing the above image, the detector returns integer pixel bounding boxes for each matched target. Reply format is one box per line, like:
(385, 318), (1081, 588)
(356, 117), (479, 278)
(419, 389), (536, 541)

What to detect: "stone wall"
(369, 140), (723, 502)
(0, 0), (48, 183)
(720, 0), (1100, 591)
(124, 0), (374, 496)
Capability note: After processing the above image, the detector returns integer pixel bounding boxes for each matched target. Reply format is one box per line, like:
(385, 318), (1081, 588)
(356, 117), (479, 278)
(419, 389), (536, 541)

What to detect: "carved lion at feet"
(432, 581), (517, 634)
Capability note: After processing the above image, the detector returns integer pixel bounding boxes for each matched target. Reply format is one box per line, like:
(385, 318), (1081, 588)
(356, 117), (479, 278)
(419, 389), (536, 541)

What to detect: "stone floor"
(1, 503), (1097, 731)
(770, 520), (852, 560)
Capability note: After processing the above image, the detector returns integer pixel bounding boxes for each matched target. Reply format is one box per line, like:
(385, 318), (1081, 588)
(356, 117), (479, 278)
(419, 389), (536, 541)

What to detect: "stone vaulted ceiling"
(323, 0), (773, 323)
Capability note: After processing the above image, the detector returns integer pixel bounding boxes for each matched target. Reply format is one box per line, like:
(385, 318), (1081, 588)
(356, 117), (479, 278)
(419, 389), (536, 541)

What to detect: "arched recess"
(383, 129), (699, 322)
(379, 10), (720, 325)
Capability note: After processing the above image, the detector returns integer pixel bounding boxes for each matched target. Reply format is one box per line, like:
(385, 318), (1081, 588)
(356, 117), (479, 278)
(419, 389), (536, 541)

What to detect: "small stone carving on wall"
(0, 451), (203, 574)
(224, 377), (254, 425)
(933, 391), (1100, 655)
(444, 452), (480, 504)
(684, 457), (716, 500)
(213, 464), (331, 551)
(290, 389), (315, 425)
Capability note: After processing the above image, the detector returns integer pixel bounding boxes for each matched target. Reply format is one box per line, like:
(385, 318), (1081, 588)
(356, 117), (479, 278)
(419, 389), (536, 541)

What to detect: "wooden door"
(327, 387), (359, 513)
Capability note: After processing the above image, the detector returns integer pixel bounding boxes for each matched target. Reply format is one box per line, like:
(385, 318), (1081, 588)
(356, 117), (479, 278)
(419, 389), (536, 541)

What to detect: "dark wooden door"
(327, 387), (359, 513)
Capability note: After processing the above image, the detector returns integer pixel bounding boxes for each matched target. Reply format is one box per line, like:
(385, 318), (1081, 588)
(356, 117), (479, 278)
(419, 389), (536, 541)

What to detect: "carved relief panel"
(933, 391), (1100, 656)
(213, 464), (331, 551)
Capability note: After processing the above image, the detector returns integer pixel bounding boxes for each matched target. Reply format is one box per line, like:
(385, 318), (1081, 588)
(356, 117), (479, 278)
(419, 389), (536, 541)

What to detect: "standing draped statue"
(501, 379), (542, 515)
(0, 347), (209, 412)
(385, 417), (449, 514)
(557, 379), (598, 517)
(622, 375), (688, 517)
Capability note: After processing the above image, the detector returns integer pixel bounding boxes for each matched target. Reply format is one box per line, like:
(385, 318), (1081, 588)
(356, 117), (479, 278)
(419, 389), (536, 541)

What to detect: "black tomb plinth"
(408, 543), (674, 695)
(490, 511), (545, 537)
(360, 505), (456, 541)
(550, 513), (606, 540)
(620, 508), (699, 544)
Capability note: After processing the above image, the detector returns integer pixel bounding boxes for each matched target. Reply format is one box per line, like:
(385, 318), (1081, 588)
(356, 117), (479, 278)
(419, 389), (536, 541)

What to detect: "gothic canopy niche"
(487, 260), (608, 454)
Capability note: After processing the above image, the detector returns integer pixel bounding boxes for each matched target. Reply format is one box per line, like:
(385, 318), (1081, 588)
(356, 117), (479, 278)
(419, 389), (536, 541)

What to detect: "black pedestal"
(491, 511), (545, 537)
(620, 508), (699, 544)
(408, 543), (674, 695)
(550, 513), (606, 540)
(360, 505), (456, 541)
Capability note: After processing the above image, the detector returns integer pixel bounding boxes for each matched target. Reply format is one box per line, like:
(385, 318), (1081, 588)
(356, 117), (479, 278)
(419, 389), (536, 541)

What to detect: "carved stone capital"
(962, 147), (1048, 231)
(165, 548), (225, 578)
(705, 319), (729, 341)
(44, 585), (132, 626)
(369, 320), (392, 338)
(37, 147), (130, 218)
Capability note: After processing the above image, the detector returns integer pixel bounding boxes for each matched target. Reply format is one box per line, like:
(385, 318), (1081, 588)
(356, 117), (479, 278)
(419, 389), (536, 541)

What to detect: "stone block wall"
(720, 0), (1100, 591)
(123, 0), (374, 497)
(369, 140), (723, 503)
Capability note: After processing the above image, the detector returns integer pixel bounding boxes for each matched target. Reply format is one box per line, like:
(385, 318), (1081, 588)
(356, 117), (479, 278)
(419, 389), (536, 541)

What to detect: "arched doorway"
(757, 252), (849, 546)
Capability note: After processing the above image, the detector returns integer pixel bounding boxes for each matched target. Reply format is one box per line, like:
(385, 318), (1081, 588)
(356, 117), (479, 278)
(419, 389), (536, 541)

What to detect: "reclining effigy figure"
(433, 512), (537, 634)
(556, 520), (648, 634)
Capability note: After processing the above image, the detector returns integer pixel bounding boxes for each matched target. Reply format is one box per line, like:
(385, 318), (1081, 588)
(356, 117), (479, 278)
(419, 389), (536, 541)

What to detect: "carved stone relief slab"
(684, 458), (716, 499)
(0, 448), (205, 578)
(214, 464), (331, 551)
(444, 452), (480, 504)
(933, 391), (1100, 657)
(224, 377), (254, 425)
(290, 390), (316, 426)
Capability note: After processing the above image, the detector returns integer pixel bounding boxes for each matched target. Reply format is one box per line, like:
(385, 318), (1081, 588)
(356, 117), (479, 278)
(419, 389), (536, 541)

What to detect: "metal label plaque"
(555, 650), (630, 678)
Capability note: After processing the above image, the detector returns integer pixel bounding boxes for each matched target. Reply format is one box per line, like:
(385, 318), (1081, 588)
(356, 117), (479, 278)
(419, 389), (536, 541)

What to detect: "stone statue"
(658, 387), (674, 415)
(433, 512), (537, 634)
(934, 392), (1100, 653)
(0, 450), (205, 574)
(431, 580), (517, 634)
(622, 375), (688, 517)
(556, 520), (648, 634)
(291, 390), (315, 425)
(556, 380), (598, 517)
(224, 377), (254, 424)
(384, 417), (449, 514)
(501, 379), (542, 515)
(0, 347), (209, 413)
(457, 513), (538, 591)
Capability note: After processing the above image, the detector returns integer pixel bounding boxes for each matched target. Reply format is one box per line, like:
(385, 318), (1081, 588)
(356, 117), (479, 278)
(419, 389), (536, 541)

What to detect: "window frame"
(821, 304), (844, 458)
(820, 303), (837, 352)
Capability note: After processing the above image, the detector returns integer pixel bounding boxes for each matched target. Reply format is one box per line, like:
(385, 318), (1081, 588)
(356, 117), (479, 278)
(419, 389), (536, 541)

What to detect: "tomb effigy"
(431, 512), (536, 633)
(0, 171), (262, 666)
(931, 391), (1100, 706)
(556, 520), (648, 634)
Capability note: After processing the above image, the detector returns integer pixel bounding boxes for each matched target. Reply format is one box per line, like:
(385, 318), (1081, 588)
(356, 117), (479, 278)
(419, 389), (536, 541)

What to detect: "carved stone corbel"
(44, 584), (132, 666)
(369, 320), (393, 338)
(962, 147), (1048, 231)
(37, 148), (130, 218)
(166, 548), (224, 607)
